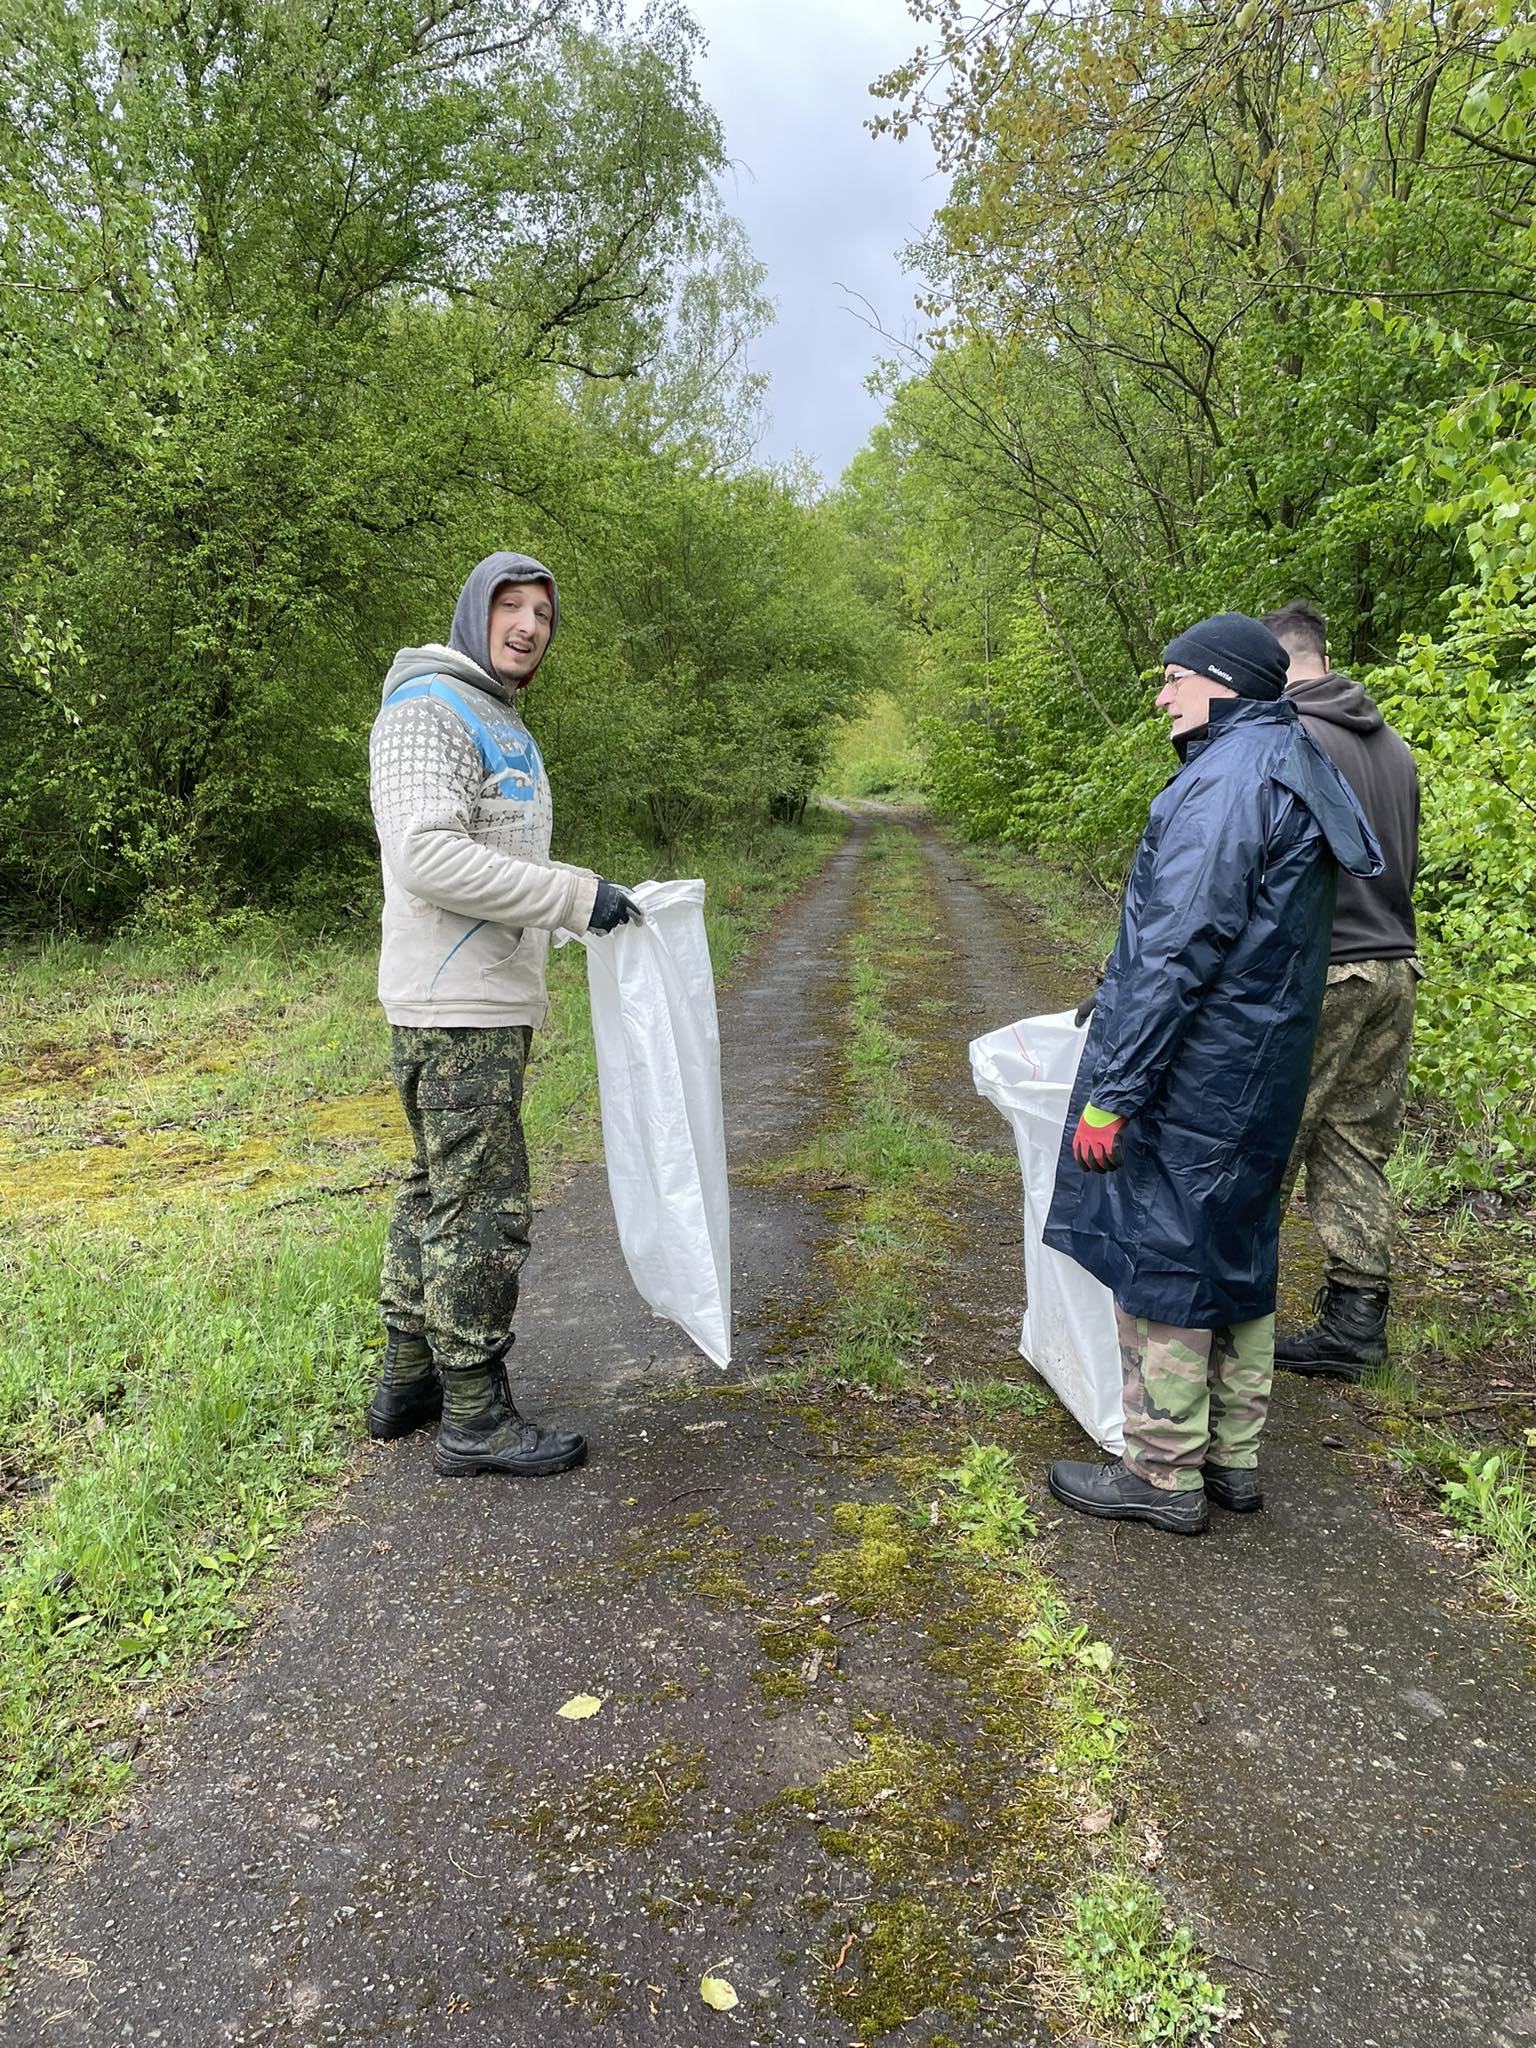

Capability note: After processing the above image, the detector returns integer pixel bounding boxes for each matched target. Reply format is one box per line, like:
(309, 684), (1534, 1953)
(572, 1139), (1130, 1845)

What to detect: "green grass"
(783, 827), (980, 1392)
(0, 813), (843, 1852)
(945, 1375), (1054, 1421)
(1432, 1438), (1536, 1616)
(0, 1202), (383, 1846)
(918, 1448), (1227, 2043)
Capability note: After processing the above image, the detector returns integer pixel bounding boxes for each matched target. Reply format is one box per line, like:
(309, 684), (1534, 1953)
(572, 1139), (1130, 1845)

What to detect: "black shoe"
(366, 1329), (444, 1441)
(433, 1358), (586, 1478)
(1274, 1283), (1387, 1381)
(1204, 1465), (1263, 1513)
(1048, 1458), (1208, 1535)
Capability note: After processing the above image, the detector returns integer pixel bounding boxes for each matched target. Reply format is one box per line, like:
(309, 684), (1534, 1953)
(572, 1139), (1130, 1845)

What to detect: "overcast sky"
(684, 0), (943, 484)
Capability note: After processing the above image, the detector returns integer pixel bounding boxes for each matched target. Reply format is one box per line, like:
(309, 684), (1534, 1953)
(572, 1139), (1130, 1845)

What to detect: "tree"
(0, 0), (726, 920)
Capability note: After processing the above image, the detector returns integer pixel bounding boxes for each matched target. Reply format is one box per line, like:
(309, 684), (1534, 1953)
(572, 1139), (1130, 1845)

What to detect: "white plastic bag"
(575, 878), (731, 1368)
(969, 1012), (1123, 1451)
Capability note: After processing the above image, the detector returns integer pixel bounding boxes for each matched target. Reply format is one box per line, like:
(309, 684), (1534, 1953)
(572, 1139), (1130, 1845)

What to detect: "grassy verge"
(0, 814), (843, 1861)
(759, 827), (989, 1394)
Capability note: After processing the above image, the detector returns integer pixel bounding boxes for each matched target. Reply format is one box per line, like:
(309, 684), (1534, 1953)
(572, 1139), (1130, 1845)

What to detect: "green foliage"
(1060, 1876), (1230, 2046)
(947, 1376), (1053, 1421)
(0, 1), (883, 928)
(936, 1441), (1037, 1556)
(853, 0), (1536, 1164)
(1439, 1442), (1536, 1617)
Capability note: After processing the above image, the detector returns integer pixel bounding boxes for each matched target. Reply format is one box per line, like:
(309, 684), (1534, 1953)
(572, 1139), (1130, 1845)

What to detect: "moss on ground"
(509, 1742), (710, 1868)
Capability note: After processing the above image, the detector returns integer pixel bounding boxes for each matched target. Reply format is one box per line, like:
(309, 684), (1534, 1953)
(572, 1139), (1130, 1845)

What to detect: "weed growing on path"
(1056, 1874), (1230, 2045)
(946, 1375), (1053, 1420)
(763, 1436), (1231, 2044)
(935, 1441), (1037, 1555)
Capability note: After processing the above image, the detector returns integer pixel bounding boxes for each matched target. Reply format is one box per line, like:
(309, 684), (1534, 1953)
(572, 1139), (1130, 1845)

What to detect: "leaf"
(699, 1968), (739, 2012)
(555, 1693), (604, 1721)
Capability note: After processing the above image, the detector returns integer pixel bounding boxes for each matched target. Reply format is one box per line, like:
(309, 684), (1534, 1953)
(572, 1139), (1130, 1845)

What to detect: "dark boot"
(366, 1327), (443, 1441)
(1274, 1283), (1387, 1381)
(433, 1348), (586, 1479)
(1048, 1458), (1208, 1535)
(1204, 1465), (1263, 1513)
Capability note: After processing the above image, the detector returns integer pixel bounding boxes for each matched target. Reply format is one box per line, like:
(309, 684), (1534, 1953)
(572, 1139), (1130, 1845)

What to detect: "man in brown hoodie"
(1262, 604), (1421, 1377)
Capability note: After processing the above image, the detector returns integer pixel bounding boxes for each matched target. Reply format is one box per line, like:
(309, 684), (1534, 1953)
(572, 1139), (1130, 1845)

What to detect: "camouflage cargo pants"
(378, 1025), (534, 1374)
(1117, 1306), (1277, 1493)
(1281, 959), (1419, 1290)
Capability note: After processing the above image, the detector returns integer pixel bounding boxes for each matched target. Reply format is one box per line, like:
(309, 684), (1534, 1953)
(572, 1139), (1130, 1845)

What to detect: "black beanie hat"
(1161, 612), (1289, 702)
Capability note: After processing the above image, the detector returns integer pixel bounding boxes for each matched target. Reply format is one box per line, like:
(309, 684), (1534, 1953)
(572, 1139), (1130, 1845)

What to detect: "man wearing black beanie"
(1043, 613), (1383, 1532)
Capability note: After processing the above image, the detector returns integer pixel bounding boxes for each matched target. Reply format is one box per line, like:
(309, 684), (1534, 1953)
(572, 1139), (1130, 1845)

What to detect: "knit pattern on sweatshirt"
(370, 690), (553, 877)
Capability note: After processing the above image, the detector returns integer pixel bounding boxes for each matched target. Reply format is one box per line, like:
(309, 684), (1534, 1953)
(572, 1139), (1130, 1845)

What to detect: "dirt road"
(8, 814), (1535, 2047)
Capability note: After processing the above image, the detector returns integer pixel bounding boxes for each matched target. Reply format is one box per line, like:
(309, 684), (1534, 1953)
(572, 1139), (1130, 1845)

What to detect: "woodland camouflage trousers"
(1281, 958), (1419, 1291)
(1116, 1306), (1277, 1493)
(378, 1025), (534, 1374)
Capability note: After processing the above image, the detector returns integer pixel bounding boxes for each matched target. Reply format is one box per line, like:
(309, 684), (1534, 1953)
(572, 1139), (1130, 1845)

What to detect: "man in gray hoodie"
(1262, 604), (1421, 1377)
(365, 552), (639, 1476)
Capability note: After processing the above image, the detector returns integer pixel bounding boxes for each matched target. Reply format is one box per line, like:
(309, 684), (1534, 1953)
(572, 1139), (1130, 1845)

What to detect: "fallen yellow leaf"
(699, 1968), (739, 2012)
(555, 1693), (603, 1720)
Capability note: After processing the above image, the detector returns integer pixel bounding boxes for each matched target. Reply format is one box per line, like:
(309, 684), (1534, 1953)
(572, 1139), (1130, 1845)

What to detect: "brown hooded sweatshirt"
(1284, 671), (1419, 963)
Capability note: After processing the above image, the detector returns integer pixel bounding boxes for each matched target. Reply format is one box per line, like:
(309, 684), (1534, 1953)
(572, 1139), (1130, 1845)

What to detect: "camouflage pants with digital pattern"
(378, 1025), (534, 1375)
(1116, 1306), (1277, 1493)
(1281, 959), (1419, 1291)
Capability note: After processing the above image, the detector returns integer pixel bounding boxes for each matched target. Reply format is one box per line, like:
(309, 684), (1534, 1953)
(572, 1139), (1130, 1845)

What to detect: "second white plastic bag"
(970, 1012), (1123, 1451)
(577, 878), (731, 1368)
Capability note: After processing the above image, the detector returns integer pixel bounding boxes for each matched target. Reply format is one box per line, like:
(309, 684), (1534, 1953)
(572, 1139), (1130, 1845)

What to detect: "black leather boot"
(1204, 1465), (1263, 1513)
(1274, 1283), (1387, 1381)
(433, 1349), (586, 1479)
(365, 1328), (443, 1441)
(1048, 1458), (1208, 1535)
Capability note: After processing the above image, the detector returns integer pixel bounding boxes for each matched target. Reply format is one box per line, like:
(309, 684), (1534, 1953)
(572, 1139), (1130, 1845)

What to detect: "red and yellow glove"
(1071, 1103), (1126, 1172)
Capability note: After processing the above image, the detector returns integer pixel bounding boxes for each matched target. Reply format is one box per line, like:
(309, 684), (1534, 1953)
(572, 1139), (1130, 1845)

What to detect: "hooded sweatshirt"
(368, 556), (598, 1029)
(1284, 671), (1418, 963)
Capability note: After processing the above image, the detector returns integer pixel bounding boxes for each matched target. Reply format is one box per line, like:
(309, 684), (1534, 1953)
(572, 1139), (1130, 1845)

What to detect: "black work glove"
(587, 878), (642, 934)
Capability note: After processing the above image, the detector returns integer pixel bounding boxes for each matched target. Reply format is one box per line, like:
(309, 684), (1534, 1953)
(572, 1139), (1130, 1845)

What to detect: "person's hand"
(1071, 1104), (1126, 1172)
(587, 879), (644, 934)
(1073, 990), (1098, 1027)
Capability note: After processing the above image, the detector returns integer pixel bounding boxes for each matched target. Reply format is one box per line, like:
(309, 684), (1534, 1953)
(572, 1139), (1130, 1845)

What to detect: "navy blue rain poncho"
(1043, 696), (1383, 1329)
